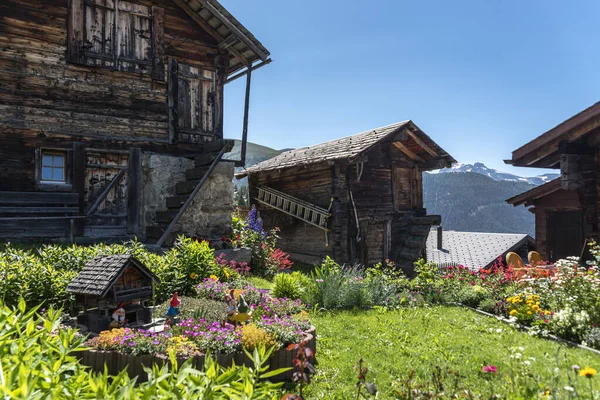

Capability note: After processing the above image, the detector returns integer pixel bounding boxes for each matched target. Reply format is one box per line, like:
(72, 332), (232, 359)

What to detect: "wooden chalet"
(67, 254), (158, 332)
(505, 102), (600, 261)
(237, 121), (456, 271)
(0, 0), (270, 244)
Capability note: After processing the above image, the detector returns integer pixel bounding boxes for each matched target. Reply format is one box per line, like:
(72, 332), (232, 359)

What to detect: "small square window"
(41, 152), (66, 183)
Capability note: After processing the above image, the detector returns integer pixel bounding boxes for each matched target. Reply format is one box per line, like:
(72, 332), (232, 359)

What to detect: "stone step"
(412, 215), (441, 225)
(399, 250), (421, 261)
(166, 195), (189, 209)
(409, 225), (430, 236)
(186, 166), (210, 181)
(155, 210), (178, 224)
(406, 238), (424, 248)
(194, 152), (219, 167)
(175, 180), (201, 195)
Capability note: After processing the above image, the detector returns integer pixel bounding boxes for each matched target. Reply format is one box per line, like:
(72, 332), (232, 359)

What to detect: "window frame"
(35, 149), (73, 191)
(41, 152), (67, 183)
(67, 0), (165, 81)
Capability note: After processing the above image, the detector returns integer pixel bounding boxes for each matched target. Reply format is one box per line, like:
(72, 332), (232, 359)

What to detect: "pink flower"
(482, 365), (497, 373)
(470, 281), (475, 286)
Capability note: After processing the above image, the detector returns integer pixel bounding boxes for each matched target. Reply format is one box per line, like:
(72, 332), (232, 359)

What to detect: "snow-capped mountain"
(427, 162), (559, 186)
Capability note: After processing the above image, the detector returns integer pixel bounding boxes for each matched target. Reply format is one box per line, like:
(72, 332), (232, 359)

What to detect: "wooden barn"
(236, 121), (456, 271)
(0, 0), (270, 244)
(505, 101), (600, 261)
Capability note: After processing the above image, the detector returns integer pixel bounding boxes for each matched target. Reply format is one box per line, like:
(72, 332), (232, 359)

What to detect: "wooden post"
(72, 142), (86, 235)
(239, 66), (252, 167)
(127, 148), (142, 235)
(168, 58), (179, 144)
(383, 219), (391, 260)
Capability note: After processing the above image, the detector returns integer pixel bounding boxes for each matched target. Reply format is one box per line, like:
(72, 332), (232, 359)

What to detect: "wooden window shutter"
(168, 58), (179, 144)
(151, 6), (165, 81)
(67, 0), (84, 63)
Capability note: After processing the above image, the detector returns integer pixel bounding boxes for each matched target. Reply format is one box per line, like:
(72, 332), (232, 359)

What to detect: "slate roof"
(66, 255), (157, 297)
(426, 230), (535, 270)
(237, 120), (455, 176)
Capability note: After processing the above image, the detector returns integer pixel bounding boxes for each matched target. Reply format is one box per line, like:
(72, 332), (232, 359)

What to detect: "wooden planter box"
(79, 327), (316, 382)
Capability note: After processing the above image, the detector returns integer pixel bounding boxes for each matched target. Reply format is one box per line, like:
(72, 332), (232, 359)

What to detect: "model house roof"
(174, 0), (271, 75)
(67, 255), (158, 297)
(505, 101), (600, 169)
(237, 120), (456, 177)
(426, 230), (534, 270)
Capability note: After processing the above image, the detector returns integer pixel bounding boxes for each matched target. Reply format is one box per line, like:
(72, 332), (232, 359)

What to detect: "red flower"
(482, 365), (497, 373)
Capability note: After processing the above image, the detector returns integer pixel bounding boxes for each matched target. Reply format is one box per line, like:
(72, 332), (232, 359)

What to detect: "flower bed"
(79, 326), (316, 382)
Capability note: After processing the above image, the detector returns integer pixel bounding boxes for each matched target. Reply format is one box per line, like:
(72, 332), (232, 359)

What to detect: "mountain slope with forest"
(423, 172), (535, 236)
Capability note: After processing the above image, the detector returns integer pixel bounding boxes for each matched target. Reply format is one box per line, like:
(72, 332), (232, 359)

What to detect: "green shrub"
(0, 299), (287, 399)
(155, 296), (227, 323)
(454, 285), (491, 308)
(272, 273), (302, 300)
(478, 298), (498, 314)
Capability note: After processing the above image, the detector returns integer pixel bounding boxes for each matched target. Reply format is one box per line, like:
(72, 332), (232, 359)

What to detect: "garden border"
(450, 303), (600, 356)
(78, 326), (316, 382)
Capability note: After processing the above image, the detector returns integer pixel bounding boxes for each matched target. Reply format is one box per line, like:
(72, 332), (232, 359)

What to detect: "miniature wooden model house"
(67, 255), (158, 332)
(237, 121), (455, 272)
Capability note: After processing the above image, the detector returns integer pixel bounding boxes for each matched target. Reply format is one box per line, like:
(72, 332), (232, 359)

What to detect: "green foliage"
(304, 306), (600, 398)
(0, 299), (287, 399)
(0, 237), (230, 311)
(272, 273), (302, 300)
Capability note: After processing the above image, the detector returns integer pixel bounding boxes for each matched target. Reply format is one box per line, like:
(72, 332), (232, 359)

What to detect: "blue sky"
(222, 0), (599, 176)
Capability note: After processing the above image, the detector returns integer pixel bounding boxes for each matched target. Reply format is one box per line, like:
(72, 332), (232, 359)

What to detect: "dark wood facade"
(506, 101), (600, 261)
(239, 121), (455, 270)
(0, 0), (270, 241)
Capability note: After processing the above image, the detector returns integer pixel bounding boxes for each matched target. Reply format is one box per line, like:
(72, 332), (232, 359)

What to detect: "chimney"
(437, 226), (443, 250)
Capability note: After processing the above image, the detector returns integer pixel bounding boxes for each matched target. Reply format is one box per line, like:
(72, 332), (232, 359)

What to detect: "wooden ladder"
(256, 186), (330, 230)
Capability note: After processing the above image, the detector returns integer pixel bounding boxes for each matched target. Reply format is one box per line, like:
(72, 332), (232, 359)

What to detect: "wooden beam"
(170, 0), (250, 66)
(194, 0), (269, 61)
(156, 145), (228, 247)
(406, 130), (437, 157)
(86, 168), (127, 216)
(239, 66), (252, 168)
(225, 59), (272, 84)
(393, 142), (424, 163)
(127, 148), (142, 235)
(72, 142), (86, 235)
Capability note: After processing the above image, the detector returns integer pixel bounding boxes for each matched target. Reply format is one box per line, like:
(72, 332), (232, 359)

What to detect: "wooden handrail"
(87, 168), (128, 216)
(155, 146), (228, 247)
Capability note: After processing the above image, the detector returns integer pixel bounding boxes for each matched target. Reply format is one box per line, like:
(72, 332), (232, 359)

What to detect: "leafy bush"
(0, 299), (286, 399)
(242, 323), (280, 351)
(453, 285), (491, 308)
(272, 273), (302, 300)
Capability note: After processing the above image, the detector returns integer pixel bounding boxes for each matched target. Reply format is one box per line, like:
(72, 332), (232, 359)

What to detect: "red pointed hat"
(170, 292), (180, 307)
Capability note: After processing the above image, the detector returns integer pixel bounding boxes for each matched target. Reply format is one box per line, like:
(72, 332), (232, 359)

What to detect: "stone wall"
(141, 154), (234, 240)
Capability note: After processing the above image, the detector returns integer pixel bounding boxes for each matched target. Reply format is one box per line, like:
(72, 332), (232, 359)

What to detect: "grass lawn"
(305, 306), (600, 399)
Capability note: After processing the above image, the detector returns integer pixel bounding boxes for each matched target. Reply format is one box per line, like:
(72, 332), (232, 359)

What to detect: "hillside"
(423, 172), (535, 236)
(430, 162), (558, 185)
(226, 140), (285, 186)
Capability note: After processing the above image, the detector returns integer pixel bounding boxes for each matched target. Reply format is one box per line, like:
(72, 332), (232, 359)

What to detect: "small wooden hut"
(67, 255), (158, 332)
(236, 120), (455, 272)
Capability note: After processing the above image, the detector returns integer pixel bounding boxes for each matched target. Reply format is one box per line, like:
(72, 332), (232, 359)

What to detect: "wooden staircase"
(146, 142), (231, 246)
(396, 215), (441, 271)
(255, 186), (331, 230)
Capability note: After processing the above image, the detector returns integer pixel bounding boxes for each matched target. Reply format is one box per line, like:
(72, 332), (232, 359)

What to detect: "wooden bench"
(0, 191), (84, 242)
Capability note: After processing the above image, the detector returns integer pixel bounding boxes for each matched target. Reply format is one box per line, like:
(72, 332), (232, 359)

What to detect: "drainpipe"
(437, 226), (443, 250)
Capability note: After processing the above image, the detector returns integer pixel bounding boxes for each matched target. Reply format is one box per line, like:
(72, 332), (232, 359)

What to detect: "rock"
(215, 248), (252, 264)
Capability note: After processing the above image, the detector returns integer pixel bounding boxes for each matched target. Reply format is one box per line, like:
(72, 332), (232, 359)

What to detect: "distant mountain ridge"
(429, 162), (558, 186)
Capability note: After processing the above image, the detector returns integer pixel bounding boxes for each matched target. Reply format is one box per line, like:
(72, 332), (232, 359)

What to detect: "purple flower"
(482, 365), (497, 373)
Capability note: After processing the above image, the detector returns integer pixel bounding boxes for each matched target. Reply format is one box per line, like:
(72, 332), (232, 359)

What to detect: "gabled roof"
(506, 178), (562, 207)
(506, 101), (600, 168)
(426, 230), (534, 270)
(67, 255), (158, 297)
(173, 0), (271, 75)
(237, 120), (455, 177)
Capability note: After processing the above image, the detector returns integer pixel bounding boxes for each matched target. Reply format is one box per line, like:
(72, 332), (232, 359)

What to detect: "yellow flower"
(190, 272), (199, 280)
(510, 310), (518, 316)
(224, 269), (230, 278)
(209, 274), (218, 280)
(527, 311), (532, 315)
(579, 367), (597, 378)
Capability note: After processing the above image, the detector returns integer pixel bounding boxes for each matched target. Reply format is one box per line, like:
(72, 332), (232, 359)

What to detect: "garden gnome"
(237, 294), (249, 314)
(108, 302), (127, 329)
(163, 319), (173, 338)
(166, 292), (181, 323)
(225, 289), (237, 318)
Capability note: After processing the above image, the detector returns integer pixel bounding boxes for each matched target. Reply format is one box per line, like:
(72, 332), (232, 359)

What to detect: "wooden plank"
(168, 57), (179, 144)
(152, 6), (165, 81)
(393, 142), (424, 163)
(0, 192), (79, 204)
(86, 168), (127, 215)
(0, 216), (85, 221)
(156, 145), (227, 247)
(126, 148), (141, 235)
(239, 66), (251, 167)
(406, 130), (437, 157)
(0, 207), (80, 214)
(67, 0), (84, 63)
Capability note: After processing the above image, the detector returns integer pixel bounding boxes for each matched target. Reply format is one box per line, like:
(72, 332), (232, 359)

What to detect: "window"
(41, 152), (66, 183)
(68, 0), (164, 80)
(168, 58), (218, 144)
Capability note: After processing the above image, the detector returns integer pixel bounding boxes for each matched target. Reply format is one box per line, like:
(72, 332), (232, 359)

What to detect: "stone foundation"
(141, 154), (234, 240)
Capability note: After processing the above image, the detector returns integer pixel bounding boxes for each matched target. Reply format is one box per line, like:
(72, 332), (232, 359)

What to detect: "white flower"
(518, 346), (524, 351)
(529, 357), (536, 361)
(564, 386), (574, 392)
(523, 360), (531, 365)
(496, 329), (502, 333)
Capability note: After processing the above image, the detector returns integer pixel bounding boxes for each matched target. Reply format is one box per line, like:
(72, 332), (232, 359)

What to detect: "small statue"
(163, 319), (173, 337)
(108, 302), (127, 329)
(166, 292), (181, 323)
(237, 294), (249, 313)
(225, 289), (237, 318)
